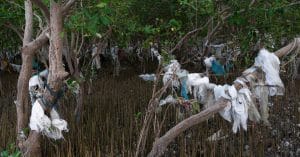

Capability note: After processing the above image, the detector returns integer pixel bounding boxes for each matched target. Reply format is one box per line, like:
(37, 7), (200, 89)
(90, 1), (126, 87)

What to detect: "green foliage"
(1, 0), (300, 68)
(161, 49), (175, 66)
(134, 112), (142, 119)
(0, 143), (21, 157)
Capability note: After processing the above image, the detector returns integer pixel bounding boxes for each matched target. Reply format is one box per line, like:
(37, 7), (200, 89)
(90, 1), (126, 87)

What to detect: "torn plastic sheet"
(92, 46), (101, 70)
(207, 129), (228, 142)
(163, 60), (181, 89)
(29, 100), (68, 140)
(163, 60), (181, 73)
(159, 95), (177, 106)
(234, 78), (261, 123)
(211, 60), (226, 76)
(231, 88), (250, 133)
(254, 49), (284, 96)
(29, 69), (49, 104)
(186, 73), (209, 95)
(139, 73), (156, 81)
(214, 85), (258, 133)
(192, 83), (216, 104)
(204, 56), (216, 68)
(214, 85), (235, 122)
(163, 71), (180, 89)
(180, 78), (189, 100)
(150, 47), (162, 64)
(254, 84), (270, 126)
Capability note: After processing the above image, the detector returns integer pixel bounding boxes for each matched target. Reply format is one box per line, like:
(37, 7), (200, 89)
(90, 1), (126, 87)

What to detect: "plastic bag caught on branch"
(254, 49), (284, 96)
(214, 84), (258, 133)
(29, 100), (68, 140)
(163, 60), (181, 89)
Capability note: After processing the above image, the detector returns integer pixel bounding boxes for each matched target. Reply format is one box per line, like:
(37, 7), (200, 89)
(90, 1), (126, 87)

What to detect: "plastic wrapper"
(254, 49), (284, 96)
(29, 100), (68, 140)
(139, 73), (156, 81)
(159, 95), (177, 106)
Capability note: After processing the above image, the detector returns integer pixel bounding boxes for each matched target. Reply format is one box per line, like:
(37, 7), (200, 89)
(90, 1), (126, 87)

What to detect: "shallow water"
(0, 69), (299, 157)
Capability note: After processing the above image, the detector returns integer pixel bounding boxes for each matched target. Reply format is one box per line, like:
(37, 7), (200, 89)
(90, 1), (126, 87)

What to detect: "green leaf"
(12, 151), (21, 157)
(1, 150), (9, 157)
(191, 101), (200, 114)
(100, 16), (111, 26)
(96, 2), (107, 8)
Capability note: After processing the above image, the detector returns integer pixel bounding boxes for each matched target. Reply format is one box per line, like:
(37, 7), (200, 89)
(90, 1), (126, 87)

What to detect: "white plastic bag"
(254, 49), (284, 96)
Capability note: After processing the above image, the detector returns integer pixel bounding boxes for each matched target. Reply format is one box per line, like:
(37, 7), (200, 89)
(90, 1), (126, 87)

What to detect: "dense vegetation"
(0, 0), (299, 157)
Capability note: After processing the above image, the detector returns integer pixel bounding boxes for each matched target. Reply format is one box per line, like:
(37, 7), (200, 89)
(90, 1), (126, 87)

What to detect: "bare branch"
(169, 7), (230, 54)
(275, 38), (300, 57)
(3, 22), (23, 41)
(23, 0), (33, 45)
(62, 0), (76, 16)
(148, 99), (228, 157)
(23, 28), (49, 55)
(31, 0), (50, 24)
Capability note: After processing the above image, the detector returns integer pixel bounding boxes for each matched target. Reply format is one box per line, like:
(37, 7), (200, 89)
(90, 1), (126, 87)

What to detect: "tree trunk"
(16, 0), (33, 149)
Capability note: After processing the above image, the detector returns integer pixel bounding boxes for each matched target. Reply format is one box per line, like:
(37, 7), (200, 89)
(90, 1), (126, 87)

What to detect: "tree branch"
(148, 99), (228, 157)
(169, 7), (230, 54)
(62, 0), (76, 16)
(147, 39), (300, 157)
(23, 29), (49, 55)
(31, 0), (50, 24)
(3, 22), (23, 41)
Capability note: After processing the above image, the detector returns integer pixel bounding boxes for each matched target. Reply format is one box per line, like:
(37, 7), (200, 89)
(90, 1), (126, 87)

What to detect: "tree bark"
(16, 0), (33, 148)
(147, 38), (300, 157)
(16, 0), (76, 156)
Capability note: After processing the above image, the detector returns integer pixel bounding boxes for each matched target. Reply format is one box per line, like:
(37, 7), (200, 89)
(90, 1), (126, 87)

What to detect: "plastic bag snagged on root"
(29, 100), (68, 140)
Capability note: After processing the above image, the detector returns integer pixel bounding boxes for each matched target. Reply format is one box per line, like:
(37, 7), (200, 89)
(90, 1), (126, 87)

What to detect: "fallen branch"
(147, 38), (300, 157)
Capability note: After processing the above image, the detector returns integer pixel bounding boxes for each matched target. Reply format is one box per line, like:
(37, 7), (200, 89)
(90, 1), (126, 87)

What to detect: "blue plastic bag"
(211, 60), (226, 76)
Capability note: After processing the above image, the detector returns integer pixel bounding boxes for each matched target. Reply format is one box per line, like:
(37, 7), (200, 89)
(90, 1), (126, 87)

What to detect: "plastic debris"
(29, 69), (49, 103)
(186, 73), (209, 94)
(10, 63), (21, 72)
(92, 46), (101, 70)
(157, 48), (285, 133)
(163, 60), (181, 89)
(29, 100), (68, 140)
(214, 84), (257, 133)
(234, 78), (261, 123)
(254, 49), (284, 96)
(150, 47), (162, 64)
(159, 95), (177, 106)
(193, 83), (216, 105)
(139, 73), (156, 81)
(204, 56), (216, 68)
(163, 60), (181, 73)
(163, 71), (180, 89)
(214, 85), (235, 122)
(180, 78), (189, 100)
(207, 129), (228, 142)
(254, 84), (270, 126)
(211, 60), (226, 76)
